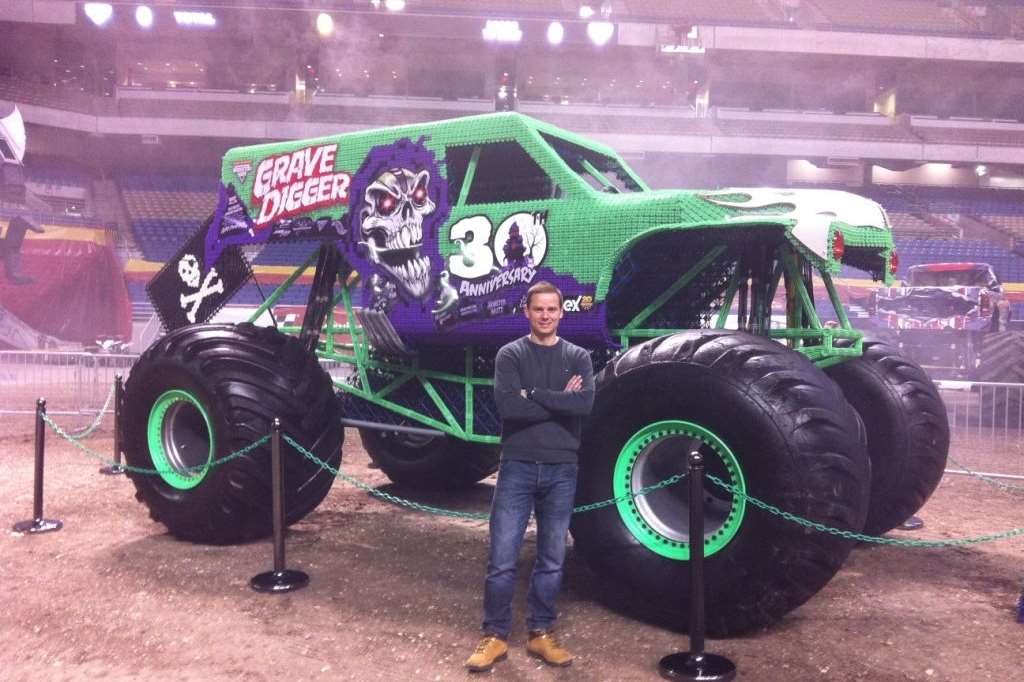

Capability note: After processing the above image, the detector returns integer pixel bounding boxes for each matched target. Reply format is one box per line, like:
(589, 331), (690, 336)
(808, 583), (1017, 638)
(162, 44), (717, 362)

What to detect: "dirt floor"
(2, 414), (1023, 682)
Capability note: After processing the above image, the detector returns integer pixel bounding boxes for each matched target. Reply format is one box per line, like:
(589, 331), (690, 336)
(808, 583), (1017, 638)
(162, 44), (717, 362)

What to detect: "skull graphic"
(177, 254), (201, 288)
(358, 168), (434, 299)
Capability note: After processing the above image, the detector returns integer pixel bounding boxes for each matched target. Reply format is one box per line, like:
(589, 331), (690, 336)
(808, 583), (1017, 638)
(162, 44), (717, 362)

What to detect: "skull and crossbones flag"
(147, 216), (252, 331)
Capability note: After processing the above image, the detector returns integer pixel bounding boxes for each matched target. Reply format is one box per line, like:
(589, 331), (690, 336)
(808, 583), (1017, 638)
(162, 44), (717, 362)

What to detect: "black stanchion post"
(100, 375), (125, 476)
(658, 450), (735, 681)
(13, 398), (63, 534)
(251, 418), (309, 593)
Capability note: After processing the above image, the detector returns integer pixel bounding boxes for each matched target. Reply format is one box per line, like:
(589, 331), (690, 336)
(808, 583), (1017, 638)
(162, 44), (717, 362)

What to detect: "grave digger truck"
(124, 112), (949, 636)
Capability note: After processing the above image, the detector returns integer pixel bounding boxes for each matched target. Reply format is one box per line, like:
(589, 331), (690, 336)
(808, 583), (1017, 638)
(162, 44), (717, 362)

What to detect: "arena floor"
(2, 416), (1023, 681)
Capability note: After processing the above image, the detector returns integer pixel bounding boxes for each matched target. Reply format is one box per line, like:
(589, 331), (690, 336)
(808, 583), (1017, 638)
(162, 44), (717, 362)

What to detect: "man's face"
(525, 291), (563, 339)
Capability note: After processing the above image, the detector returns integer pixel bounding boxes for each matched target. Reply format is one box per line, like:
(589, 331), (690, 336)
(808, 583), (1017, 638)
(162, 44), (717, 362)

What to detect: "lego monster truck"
(124, 112), (949, 635)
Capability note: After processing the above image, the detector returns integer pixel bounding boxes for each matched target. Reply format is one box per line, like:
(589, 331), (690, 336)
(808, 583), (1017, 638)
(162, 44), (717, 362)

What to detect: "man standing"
(466, 281), (595, 672)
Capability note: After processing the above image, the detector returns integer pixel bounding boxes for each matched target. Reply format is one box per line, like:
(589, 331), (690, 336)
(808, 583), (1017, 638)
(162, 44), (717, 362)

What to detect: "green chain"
(42, 412), (269, 476)
(705, 473), (1024, 548)
(39, 407), (1024, 548)
(283, 434), (686, 520)
(946, 453), (1024, 495)
(64, 382), (117, 441)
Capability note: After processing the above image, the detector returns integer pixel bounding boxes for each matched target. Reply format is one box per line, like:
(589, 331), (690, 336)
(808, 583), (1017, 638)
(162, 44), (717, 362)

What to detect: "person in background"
(0, 101), (45, 286)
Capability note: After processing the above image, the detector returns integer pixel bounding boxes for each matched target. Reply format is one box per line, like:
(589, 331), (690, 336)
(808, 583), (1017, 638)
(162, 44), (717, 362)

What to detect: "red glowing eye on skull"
(412, 183), (427, 206)
(376, 193), (397, 216)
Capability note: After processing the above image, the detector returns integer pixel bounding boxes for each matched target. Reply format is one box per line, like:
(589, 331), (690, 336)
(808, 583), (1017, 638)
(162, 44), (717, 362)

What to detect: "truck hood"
(603, 187), (894, 281)
(877, 286), (981, 319)
(699, 188), (890, 261)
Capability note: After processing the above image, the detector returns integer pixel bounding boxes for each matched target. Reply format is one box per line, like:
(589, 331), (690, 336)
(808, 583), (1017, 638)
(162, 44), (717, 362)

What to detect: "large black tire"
(358, 429), (499, 489)
(571, 330), (870, 636)
(825, 340), (949, 535)
(123, 323), (344, 544)
(974, 331), (1024, 428)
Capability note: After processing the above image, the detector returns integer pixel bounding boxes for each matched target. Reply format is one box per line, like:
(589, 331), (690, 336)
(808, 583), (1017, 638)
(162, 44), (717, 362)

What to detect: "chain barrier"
(37, 401), (1024, 547)
(946, 453), (1024, 495)
(41, 412), (269, 476)
(63, 382), (117, 440)
(282, 434), (686, 520)
(704, 473), (1024, 548)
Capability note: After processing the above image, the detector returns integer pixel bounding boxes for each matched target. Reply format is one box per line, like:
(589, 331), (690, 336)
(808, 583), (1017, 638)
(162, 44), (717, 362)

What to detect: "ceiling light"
(84, 3), (113, 26)
(316, 12), (334, 37)
(385, 0), (405, 11)
(587, 21), (614, 46)
(547, 21), (564, 45)
(174, 10), (216, 27)
(483, 20), (522, 43)
(135, 5), (154, 29)
(579, 4), (594, 19)
(975, 164), (988, 177)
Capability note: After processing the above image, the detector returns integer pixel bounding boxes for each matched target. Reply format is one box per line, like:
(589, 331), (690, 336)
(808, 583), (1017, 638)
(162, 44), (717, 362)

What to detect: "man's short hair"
(525, 281), (563, 308)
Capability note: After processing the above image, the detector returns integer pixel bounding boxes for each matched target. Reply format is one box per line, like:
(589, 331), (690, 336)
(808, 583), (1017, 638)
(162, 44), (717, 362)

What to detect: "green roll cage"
(246, 235), (862, 445)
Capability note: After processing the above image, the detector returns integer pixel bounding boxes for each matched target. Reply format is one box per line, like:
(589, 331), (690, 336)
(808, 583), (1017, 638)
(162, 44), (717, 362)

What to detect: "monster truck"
(123, 112), (949, 635)
(873, 262), (1022, 424)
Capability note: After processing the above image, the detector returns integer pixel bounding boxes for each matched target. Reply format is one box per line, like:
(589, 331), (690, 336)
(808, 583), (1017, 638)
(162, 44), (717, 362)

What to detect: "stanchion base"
(659, 652), (736, 681)
(99, 465), (125, 476)
(12, 518), (63, 534)
(250, 569), (309, 593)
(897, 515), (924, 531)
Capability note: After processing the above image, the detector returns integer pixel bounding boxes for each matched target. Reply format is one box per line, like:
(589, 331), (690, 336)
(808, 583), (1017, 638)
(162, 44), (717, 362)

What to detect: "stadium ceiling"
(45, 1), (650, 48)
(8, 0), (704, 29)
(77, 1), (648, 23)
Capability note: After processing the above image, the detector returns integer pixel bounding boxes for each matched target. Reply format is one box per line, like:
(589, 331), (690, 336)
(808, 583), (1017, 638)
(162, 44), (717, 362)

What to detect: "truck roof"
(908, 262), (992, 271)
(224, 111), (622, 165)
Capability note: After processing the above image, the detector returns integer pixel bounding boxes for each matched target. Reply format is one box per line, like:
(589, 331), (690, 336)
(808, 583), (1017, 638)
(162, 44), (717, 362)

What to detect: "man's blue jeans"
(482, 459), (578, 639)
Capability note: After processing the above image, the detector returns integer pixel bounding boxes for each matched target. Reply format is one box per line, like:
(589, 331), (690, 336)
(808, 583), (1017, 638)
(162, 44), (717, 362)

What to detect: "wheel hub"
(147, 389), (215, 490)
(614, 420), (746, 560)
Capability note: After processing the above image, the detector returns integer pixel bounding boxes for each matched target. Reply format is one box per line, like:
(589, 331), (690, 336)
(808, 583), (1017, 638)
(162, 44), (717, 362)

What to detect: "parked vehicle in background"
(873, 262), (1009, 377)
(873, 261), (1022, 424)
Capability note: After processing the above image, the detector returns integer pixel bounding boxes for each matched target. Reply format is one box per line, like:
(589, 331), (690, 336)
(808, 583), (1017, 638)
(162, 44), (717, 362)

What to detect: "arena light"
(384, 0), (405, 11)
(174, 10), (216, 27)
(547, 21), (564, 45)
(482, 20), (522, 43)
(975, 164), (988, 177)
(316, 12), (334, 37)
(579, 4), (594, 19)
(587, 21), (614, 46)
(135, 5), (154, 29)
(83, 3), (113, 27)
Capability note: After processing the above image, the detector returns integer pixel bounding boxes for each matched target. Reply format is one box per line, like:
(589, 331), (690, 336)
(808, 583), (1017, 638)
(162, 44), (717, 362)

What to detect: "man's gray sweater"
(493, 335), (595, 463)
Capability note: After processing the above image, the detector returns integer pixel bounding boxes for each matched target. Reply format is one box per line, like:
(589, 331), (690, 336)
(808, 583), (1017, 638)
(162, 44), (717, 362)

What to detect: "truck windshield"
(540, 132), (644, 193)
(907, 266), (995, 287)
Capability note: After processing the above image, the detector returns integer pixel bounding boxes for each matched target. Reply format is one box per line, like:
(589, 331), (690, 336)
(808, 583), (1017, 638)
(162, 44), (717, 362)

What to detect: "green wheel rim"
(147, 389), (215, 490)
(613, 419), (746, 560)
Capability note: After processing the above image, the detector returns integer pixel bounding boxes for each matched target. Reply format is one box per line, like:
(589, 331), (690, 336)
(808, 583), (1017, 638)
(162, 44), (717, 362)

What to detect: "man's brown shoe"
(465, 634), (508, 672)
(526, 630), (573, 667)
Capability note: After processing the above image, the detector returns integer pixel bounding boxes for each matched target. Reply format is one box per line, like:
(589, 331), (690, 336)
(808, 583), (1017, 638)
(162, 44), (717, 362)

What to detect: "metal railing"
(0, 350), (136, 418)
(0, 350), (353, 417)
(2, 349), (1020, 475)
(936, 379), (1023, 480)
(937, 380), (1024, 439)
